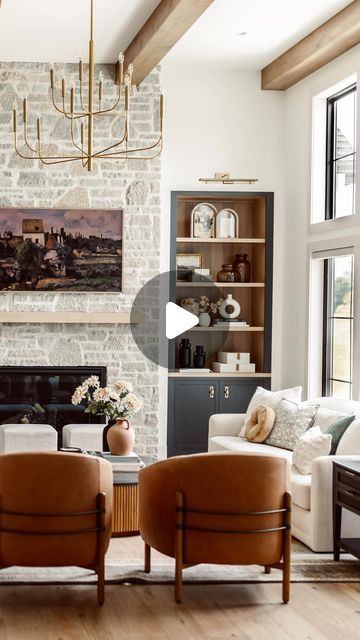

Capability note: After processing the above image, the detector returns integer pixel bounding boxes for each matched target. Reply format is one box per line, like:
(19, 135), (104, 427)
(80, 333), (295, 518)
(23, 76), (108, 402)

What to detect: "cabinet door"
(168, 379), (218, 456)
(219, 378), (271, 414)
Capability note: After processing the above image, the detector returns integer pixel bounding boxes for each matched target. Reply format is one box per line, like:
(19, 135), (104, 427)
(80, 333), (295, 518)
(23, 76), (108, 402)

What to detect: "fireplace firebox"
(0, 366), (107, 448)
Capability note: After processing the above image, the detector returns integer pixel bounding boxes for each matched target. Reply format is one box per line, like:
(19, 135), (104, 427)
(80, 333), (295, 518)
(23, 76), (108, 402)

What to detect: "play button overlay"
(166, 302), (199, 339)
(130, 271), (230, 369)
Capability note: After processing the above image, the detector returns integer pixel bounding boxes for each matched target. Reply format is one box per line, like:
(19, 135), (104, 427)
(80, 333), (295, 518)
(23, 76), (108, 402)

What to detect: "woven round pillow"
(244, 405), (275, 443)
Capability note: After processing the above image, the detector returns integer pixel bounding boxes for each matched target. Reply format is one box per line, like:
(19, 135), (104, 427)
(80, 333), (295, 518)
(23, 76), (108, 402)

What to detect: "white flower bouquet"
(71, 376), (142, 421)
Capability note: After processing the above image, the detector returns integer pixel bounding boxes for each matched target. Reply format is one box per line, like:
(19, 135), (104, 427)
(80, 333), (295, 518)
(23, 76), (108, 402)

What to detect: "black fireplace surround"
(0, 366), (107, 447)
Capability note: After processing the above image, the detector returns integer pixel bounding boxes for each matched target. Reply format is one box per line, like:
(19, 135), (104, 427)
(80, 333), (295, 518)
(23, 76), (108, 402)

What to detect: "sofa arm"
(208, 413), (245, 445)
(310, 455), (360, 551)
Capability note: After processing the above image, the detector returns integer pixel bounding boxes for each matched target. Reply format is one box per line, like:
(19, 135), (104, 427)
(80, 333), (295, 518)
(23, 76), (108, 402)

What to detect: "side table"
(333, 460), (360, 560)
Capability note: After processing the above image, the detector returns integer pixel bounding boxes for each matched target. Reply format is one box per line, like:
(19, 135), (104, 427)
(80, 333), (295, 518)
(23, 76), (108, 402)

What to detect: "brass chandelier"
(12, 0), (164, 172)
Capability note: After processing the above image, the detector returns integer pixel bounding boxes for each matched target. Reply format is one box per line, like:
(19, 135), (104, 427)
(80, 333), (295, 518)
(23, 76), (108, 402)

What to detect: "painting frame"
(0, 207), (124, 293)
(176, 253), (203, 282)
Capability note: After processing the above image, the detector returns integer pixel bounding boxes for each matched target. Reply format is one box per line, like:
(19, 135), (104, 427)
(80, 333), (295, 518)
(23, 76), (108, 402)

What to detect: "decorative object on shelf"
(217, 264), (236, 283)
(179, 338), (192, 368)
(71, 376), (142, 454)
(191, 203), (217, 238)
(180, 297), (200, 316)
(218, 352), (250, 364)
(219, 294), (241, 319)
(213, 361), (255, 373)
(12, 0), (164, 172)
(0, 207), (123, 292)
(193, 346), (206, 368)
(198, 295), (211, 327)
(233, 253), (251, 283)
(199, 173), (258, 185)
(215, 208), (239, 238)
(191, 268), (212, 282)
(176, 254), (203, 281)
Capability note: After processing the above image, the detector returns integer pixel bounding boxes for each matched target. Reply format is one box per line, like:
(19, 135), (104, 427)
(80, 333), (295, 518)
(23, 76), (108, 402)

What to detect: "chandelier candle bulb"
(22, 97), (27, 123)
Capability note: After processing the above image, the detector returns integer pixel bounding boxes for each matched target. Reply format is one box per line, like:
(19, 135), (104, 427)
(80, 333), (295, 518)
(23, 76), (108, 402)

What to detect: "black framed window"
(322, 255), (354, 399)
(326, 84), (357, 219)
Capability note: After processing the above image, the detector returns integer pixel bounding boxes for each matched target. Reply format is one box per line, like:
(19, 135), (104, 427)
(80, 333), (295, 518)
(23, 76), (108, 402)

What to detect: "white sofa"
(208, 397), (360, 552)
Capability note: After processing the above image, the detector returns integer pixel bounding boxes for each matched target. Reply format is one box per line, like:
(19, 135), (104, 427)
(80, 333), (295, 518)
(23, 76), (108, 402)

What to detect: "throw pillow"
(336, 419), (360, 455)
(325, 415), (355, 455)
(245, 405), (275, 443)
(293, 426), (332, 474)
(239, 385), (302, 436)
(265, 398), (319, 451)
(312, 407), (351, 433)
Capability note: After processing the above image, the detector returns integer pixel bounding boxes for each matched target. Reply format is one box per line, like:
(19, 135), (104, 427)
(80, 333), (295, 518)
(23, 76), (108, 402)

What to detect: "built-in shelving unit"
(167, 190), (273, 457)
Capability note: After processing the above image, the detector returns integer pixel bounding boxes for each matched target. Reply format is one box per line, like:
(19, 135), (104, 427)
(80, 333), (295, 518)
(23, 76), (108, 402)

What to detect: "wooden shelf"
(177, 237), (265, 244)
(186, 326), (264, 332)
(176, 282), (264, 288)
(168, 371), (271, 378)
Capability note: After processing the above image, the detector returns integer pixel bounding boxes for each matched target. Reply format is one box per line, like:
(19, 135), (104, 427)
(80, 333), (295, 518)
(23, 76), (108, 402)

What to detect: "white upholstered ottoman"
(0, 424), (57, 453)
(62, 424), (105, 451)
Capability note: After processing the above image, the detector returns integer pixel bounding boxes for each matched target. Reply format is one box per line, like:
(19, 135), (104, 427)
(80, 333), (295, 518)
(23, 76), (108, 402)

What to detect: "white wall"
(157, 62), (285, 453)
(283, 43), (360, 397)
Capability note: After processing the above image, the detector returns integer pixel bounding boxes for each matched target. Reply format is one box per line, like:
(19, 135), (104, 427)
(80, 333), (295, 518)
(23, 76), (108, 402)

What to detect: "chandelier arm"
(70, 116), (87, 157)
(95, 146), (163, 162)
(79, 80), (88, 113)
(23, 122), (38, 153)
(92, 121), (128, 156)
(98, 134), (163, 157)
(14, 133), (38, 160)
(92, 83), (122, 117)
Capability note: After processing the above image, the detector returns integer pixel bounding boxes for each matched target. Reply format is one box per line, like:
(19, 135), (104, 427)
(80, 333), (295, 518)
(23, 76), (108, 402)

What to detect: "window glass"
(326, 85), (357, 219)
(323, 255), (354, 398)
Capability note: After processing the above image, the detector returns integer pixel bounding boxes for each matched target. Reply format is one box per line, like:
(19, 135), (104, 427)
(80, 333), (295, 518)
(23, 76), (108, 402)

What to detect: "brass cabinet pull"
(209, 386), (215, 399)
(224, 386), (230, 399)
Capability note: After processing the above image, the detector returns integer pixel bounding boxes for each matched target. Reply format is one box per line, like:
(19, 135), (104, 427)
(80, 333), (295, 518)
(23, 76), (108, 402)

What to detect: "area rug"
(0, 550), (358, 585)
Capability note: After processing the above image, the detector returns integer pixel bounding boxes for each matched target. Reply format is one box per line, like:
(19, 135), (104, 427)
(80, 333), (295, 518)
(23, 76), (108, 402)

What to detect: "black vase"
(179, 338), (191, 368)
(102, 419), (116, 452)
(193, 345), (206, 368)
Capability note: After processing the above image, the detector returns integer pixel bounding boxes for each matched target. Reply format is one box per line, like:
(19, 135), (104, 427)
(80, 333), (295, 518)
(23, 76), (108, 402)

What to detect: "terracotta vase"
(106, 419), (135, 455)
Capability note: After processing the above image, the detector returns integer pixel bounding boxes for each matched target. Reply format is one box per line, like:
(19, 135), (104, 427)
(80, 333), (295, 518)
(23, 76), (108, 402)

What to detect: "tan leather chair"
(139, 452), (291, 603)
(0, 452), (113, 604)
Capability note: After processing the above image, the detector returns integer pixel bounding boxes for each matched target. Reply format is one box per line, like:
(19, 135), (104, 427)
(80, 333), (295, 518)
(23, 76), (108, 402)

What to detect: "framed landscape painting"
(0, 208), (123, 292)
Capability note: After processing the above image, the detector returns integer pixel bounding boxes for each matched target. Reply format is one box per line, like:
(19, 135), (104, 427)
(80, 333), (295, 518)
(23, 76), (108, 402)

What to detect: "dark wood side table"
(333, 460), (360, 560)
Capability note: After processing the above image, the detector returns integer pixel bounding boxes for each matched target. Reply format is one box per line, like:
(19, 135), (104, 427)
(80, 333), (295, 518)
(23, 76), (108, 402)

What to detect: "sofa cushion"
(336, 419), (360, 455)
(244, 405), (275, 442)
(312, 407), (351, 433)
(265, 398), (319, 451)
(241, 385), (302, 436)
(209, 436), (294, 462)
(325, 415), (355, 454)
(293, 426), (332, 474)
(291, 470), (311, 510)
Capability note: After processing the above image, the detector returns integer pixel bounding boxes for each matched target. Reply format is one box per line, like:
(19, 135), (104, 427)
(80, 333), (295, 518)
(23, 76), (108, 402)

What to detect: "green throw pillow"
(325, 415), (355, 455)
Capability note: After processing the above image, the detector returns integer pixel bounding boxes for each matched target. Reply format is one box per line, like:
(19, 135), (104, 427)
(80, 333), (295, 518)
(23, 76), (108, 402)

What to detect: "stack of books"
(88, 451), (144, 472)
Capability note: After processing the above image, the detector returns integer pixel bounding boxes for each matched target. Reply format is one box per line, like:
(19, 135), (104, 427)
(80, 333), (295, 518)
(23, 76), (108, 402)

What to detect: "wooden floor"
(0, 536), (359, 640)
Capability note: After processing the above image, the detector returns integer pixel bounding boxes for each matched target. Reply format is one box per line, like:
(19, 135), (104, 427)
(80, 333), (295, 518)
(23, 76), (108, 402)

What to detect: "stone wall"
(0, 62), (161, 456)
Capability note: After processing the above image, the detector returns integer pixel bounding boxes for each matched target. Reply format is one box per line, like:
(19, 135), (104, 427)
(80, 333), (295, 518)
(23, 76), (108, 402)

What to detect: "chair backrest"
(0, 452), (113, 568)
(139, 452), (290, 567)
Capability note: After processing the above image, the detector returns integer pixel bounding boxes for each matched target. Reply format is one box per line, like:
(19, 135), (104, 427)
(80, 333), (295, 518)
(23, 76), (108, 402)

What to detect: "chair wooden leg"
(282, 491), (291, 604)
(264, 566), (271, 574)
(144, 543), (151, 573)
(175, 491), (184, 604)
(97, 492), (106, 606)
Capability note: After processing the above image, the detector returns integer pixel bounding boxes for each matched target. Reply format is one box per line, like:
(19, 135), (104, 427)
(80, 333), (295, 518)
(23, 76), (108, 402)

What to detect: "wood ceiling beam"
(262, 0), (360, 91)
(124, 0), (215, 86)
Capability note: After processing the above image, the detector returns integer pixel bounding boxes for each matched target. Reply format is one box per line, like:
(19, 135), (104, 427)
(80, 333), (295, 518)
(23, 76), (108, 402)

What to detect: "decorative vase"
(219, 294), (241, 319)
(198, 311), (211, 327)
(217, 264), (236, 283)
(233, 253), (251, 282)
(180, 298), (200, 316)
(193, 346), (206, 368)
(106, 419), (135, 455)
(179, 338), (191, 368)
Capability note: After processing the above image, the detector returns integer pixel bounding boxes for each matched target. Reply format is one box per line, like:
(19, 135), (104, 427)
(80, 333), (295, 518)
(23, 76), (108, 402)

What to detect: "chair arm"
(208, 414), (245, 442)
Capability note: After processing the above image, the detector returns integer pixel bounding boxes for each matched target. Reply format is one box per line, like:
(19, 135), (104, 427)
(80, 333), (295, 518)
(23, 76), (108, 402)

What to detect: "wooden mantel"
(0, 312), (144, 324)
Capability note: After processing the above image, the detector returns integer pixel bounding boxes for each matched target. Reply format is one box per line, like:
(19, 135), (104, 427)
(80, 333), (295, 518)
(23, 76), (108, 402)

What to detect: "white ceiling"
(0, 0), (161, 63)
(164, 0), (354, 69)
(0, 0), (355, 69)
